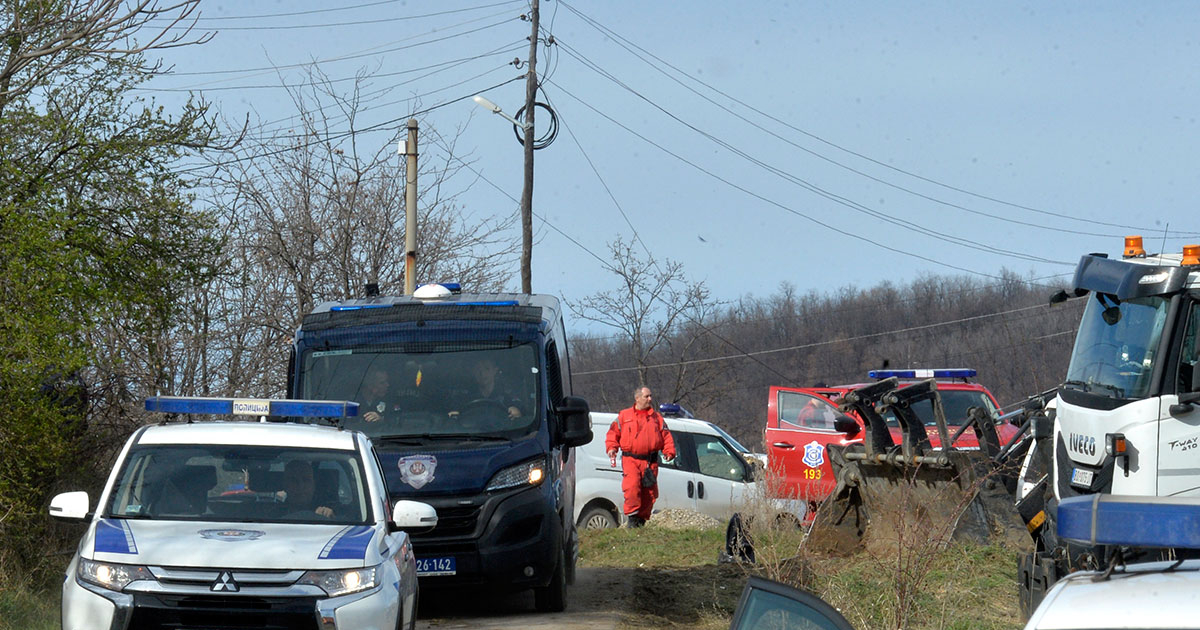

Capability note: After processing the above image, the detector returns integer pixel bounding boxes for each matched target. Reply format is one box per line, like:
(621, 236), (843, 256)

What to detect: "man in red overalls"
(605, 387), (676, 528)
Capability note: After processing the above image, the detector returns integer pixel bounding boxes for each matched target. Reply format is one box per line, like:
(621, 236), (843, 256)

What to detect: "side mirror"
(391, 500), (437, 535)
(1170, 392), (1200, 416)
(557, 396), (593, 447)
(744, 456), (763, 482)
(49, 491), (90, 521)
(833, 415), (861, 439)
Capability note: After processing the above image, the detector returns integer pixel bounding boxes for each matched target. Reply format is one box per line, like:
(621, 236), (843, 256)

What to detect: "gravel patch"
(647, 509), (722, 530)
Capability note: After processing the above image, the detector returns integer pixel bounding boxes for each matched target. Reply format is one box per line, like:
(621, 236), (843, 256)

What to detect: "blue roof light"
(417, 282), (462, 293)
(658, 403), (695, 418)
(868, 368), (977, 380)
(144, 397), (359, 418)
(1058, 495), (1200, 549)
(330, 304), (392, 312)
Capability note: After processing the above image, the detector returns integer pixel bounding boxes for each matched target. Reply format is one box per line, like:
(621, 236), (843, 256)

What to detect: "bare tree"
(190, 67), (518, 397)
(568, 237), (712, 389)
(0, 0), (211, 110)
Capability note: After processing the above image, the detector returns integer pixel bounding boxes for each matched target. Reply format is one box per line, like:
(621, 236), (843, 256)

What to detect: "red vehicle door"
(765, 387), (853, 503)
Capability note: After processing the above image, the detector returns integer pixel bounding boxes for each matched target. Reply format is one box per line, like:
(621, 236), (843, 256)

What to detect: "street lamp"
(473, 95), (531, 131)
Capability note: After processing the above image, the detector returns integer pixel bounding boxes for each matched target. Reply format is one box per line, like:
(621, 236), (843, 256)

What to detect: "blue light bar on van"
(659, 403), (693, 418)
(144, 397), (359, 418)
(1058, 495), (1200, 549)
(418, 282), (462, 293)
(330, 304), (392, 312)
(868, 368), (977, 379)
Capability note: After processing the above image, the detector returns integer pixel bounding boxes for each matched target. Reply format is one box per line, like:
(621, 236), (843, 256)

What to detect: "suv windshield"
(106, 445), (369, 525)
(300, 342), (539, 440)
(1065, 294), (1170, 400)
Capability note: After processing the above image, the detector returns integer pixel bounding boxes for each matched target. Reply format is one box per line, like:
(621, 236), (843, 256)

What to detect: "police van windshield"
(881, 389), (998, 427)
(106, 445), (370, 525)
(1065, 295), (1169, 400)
(300, 342), (539, 440)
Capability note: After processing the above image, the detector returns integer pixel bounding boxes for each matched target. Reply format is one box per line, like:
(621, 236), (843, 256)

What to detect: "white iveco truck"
(1021, 236), (1200, 614)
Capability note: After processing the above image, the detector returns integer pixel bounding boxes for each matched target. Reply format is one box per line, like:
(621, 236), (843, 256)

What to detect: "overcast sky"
(145, 1), (1200, 319)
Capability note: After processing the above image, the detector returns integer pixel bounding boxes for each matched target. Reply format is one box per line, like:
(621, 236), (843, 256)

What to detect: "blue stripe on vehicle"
(94, 519), (138, 554)
(319, 525), (374, 560)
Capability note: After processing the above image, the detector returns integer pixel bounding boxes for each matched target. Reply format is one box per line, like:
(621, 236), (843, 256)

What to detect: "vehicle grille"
(414, 504), (480, 538)
(129, 593), (319, 630)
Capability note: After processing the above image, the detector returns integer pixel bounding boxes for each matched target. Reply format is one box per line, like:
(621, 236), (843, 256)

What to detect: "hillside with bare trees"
(569, 269), (1082, 449)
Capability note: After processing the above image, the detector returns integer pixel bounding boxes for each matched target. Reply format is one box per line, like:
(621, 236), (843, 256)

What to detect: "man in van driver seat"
(605, 386), (676, 528)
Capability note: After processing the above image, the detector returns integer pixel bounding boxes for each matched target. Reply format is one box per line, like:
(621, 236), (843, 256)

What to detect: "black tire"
(534, 548), (567, 612)
(578, 506), (618, 530)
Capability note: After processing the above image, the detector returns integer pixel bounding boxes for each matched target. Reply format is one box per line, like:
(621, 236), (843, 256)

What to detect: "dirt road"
(416, 567), (632, 629)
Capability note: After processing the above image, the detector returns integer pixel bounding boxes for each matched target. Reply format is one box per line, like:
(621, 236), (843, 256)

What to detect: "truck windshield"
(300, 342), (540, 440)
(1064, 294), (1170, 400)
(106, 445), (369, 525)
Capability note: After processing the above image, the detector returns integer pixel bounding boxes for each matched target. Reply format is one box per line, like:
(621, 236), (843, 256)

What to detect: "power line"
(160, 0), (524, 30)
(556, 1), (1200, 239)
(574, 297), (1083, 376)
(176, 74), (528, 176)
(552, 42), (1072, 267)
(137, 43), (526, 93)
(160, 12), (517, 79)
(422, 131), (610, 268)
(546, 78), (1044, 282)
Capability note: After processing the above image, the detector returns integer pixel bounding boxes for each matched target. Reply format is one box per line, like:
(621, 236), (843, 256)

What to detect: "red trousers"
(620, 457), (658, 520)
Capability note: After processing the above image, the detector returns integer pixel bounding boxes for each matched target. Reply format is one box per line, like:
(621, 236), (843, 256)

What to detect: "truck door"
(766, 388), (842, 502)
(1159, 299), (1200, 496)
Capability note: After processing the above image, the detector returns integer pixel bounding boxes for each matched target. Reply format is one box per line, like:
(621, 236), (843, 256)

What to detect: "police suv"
(49, 397), (436, 630)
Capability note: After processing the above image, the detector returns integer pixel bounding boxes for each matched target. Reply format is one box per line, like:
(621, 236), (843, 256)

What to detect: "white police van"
(575, 405), (769, 528)
(1023, 494), (1200, 629)
(49, 397), (436, 630)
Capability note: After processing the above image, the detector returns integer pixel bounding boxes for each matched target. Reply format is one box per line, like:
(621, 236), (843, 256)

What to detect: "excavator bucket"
(806, 378), (1033, 555)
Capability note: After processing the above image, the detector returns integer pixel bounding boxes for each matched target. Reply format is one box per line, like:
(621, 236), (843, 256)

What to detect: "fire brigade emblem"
(399, 455), (437, 489)
(802, 441), (825, 468)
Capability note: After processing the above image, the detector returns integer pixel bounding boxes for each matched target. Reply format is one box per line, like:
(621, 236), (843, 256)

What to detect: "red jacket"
(605, 406), (676, 460)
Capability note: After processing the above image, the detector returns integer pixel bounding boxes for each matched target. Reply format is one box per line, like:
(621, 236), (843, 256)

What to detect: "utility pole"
(518, 0), (539, 293)
(403, 118), (419, 294)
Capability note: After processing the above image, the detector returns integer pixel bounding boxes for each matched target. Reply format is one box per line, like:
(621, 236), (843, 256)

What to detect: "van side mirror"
(557, 396), (593, 447)
(390, 500), (438, 534)
(833, 415), (860, 438)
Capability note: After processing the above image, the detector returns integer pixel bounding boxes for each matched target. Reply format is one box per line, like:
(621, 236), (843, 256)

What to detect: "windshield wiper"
(1063, 379), (1126, 398)
(109, 513), (153, 520)
(1063, 379), (1092, 393)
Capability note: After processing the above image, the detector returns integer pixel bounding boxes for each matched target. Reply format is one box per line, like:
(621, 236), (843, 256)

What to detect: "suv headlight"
(298, 565), (378, 597)
(77, 559), (153, 591)
(486, 457), (546, 492)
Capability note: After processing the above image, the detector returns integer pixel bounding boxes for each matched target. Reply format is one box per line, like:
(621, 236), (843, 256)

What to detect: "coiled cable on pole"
(511, 101), (558, 150)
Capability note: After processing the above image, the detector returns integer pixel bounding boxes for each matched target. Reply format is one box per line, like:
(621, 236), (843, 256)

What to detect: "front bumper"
(62, 568), (402, 630)
(410, 484), (561, 590)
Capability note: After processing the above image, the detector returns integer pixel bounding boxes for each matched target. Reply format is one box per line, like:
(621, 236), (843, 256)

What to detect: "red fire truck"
(765, 369), (1021, 507)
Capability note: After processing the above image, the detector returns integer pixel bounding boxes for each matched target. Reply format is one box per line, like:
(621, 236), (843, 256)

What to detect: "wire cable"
(556, 1), (1200, 239)
(553, 43), (1072, 267)
(158, 0), (525, 31)
(176, 74), (527, 176)
(574, 297), (1083, 376)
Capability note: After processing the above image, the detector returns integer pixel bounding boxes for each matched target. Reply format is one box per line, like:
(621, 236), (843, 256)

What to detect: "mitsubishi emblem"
(211, 571), (239, 592)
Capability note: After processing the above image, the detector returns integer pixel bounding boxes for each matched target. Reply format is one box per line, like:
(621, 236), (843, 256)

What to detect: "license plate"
(415, 556), (456, 576)
(1071, 468), (1095, 488)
